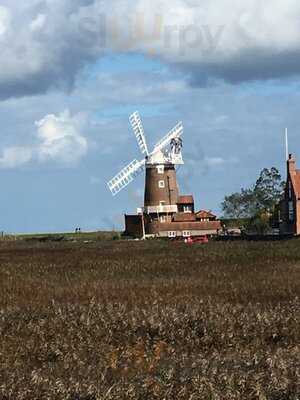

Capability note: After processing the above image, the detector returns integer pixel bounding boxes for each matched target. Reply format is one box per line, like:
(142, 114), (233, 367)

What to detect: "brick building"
(279, 154), (300, 235)
(125, 205), (221, 239)
(125, 164), (221, 239)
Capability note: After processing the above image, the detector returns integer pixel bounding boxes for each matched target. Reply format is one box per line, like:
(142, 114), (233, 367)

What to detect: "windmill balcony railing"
(141, 205), (178, 214)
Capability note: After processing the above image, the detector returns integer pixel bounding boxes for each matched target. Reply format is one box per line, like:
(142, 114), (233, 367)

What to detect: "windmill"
(107, 112), (184, 213)
(106, 112), (222, 239)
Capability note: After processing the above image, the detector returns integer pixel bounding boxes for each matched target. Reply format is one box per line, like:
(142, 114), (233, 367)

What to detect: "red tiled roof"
(173, 213), (196, 222)
(177, 195), (194, 204)
(196, 210), (216, 219)
(148, 220), (222, 233)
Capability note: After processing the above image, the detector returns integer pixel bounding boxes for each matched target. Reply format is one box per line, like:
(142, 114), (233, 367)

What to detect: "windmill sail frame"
(107, 159), (145, 196)
(107, 112), (184, 196)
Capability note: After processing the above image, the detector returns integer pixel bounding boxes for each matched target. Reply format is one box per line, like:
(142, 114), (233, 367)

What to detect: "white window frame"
(183, 205), (191, 213)
(157, 165), (164, 174)
(158, 180), (165, 188)
(183, 231), (191, 238)
(168, 231), (176, 238)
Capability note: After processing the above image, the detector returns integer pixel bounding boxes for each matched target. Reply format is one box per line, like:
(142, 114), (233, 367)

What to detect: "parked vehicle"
(184, 235), (209, 244)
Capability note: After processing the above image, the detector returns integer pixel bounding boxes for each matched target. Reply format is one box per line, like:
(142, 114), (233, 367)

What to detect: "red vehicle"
(184, 235), (209, 244)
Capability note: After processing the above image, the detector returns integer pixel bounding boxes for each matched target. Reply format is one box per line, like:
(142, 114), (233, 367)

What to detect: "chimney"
(287, 153), (296, 176)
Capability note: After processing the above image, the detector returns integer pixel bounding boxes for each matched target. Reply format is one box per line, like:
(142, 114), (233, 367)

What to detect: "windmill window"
(183, 205), (192, 213)
(158, 180), (165, 188)
(160, 215), (166, 223)
(157, 166), (164, 174)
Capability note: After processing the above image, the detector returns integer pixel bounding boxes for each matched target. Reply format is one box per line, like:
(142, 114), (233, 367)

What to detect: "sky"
(1, 0), (300, 233)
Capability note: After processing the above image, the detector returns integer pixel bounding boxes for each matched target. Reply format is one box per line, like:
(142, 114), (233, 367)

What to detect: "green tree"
(222, 167), (285, 229)
(254, 167), (285, 213)
(246, 211), (273, 235)
(221, 188), (257, 219)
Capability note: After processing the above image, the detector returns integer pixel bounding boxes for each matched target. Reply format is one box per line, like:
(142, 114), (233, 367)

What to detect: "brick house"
(279, 154), (300, 235)
(195, 210), (217, 222)
(125, 173), (221, 239)
(177, 195), (195, 213)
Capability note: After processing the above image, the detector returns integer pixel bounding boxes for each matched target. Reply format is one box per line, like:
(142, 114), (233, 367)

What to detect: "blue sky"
(1, 1), (300, 233)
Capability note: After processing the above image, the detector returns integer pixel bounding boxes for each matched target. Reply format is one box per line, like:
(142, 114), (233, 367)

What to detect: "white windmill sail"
(129, 111), (149, 156)
(151, 121), (183, 156)
(107, 159), (146, 196)
(107, 111), (184, 196)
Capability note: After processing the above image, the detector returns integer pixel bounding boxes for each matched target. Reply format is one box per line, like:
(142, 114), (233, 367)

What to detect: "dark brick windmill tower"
(108, 112), (221, 238)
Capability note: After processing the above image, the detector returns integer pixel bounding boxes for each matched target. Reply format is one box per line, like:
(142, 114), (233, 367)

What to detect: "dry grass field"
(0, 239), (299, 399)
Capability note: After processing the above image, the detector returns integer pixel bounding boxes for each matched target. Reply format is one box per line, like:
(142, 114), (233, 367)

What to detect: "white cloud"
(35, 110), (88, 164)
(128, 0), (300, 60)
(0, 6), (10, 36)
(2, 0), (300, 99)
(204, 157), (225, 167)
(30, 14), (46, 32)
(88, 0), (300, 81)
(204, 156), (239, 167)
(0, 110), (88, 169)
(0, 146), (32, 169)
(0, 1), (105, 99)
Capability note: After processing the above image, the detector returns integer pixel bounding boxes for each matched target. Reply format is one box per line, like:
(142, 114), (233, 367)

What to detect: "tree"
(222, 167), (285, 223)
(254, 167), (285, 213)
(221, 188), (256, 219)
(246, 211), (273, 235)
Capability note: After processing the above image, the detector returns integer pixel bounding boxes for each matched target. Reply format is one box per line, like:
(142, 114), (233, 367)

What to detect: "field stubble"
(0, 239), (299, 399)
